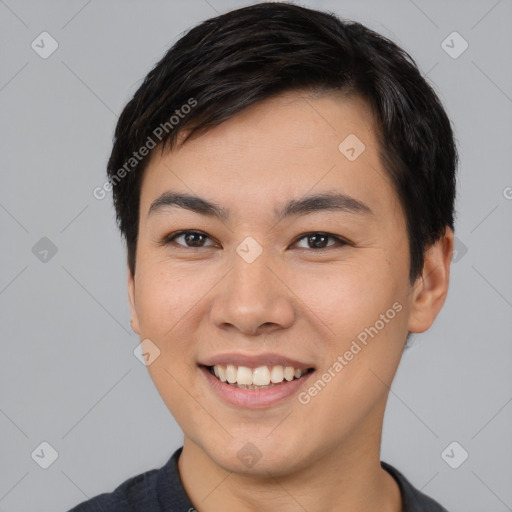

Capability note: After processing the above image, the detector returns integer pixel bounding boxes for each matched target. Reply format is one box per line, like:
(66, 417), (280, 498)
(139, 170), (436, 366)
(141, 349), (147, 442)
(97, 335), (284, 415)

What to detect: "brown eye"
(294, 232), (348, 250)
(164, 230), (215, 248)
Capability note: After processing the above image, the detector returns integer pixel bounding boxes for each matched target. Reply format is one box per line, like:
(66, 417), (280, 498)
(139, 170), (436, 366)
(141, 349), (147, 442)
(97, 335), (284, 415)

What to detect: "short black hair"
(107, 1), (457, 283)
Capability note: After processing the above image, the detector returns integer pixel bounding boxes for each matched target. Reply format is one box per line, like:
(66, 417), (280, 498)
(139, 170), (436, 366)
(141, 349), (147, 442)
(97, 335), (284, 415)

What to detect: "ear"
(127, 265), (141, 335)
(407, 226), (454, 333)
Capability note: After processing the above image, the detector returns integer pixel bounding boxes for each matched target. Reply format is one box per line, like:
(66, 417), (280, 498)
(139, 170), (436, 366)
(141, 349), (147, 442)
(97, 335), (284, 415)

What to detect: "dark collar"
(381, 461), (449, 512)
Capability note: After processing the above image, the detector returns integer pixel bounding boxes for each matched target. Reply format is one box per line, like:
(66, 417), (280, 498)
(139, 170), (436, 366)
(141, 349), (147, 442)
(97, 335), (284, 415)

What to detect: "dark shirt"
(67, 447), (449, 511)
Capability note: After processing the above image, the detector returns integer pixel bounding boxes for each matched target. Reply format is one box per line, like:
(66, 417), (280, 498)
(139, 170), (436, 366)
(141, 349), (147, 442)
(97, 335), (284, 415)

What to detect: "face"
(128, 91), (451, 476)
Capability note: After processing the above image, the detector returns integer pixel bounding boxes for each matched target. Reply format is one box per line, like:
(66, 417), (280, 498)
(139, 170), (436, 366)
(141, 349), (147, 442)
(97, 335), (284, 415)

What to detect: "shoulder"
(381, 461), (450, 512)
(66, 448), (189, 512)
(66, 447), (194, 511)
(67, 466), (160, 512)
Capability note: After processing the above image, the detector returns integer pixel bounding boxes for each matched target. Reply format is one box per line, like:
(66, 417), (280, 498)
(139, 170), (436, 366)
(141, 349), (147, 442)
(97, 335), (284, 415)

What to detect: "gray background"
(1, 0), (511, 510)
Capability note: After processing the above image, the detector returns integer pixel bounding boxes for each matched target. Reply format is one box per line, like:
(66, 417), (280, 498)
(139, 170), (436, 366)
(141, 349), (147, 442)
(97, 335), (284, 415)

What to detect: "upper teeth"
(212, 365), (306, 386)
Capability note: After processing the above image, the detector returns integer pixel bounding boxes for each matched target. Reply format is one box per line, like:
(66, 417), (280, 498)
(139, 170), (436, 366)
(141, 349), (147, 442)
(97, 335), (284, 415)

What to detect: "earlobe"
(407, 227), (454, 333)
(127, 266), (141, 335)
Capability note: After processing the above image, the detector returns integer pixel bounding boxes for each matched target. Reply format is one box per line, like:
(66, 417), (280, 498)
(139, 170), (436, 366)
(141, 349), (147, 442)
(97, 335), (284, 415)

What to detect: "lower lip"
(200, 366), (314, 409)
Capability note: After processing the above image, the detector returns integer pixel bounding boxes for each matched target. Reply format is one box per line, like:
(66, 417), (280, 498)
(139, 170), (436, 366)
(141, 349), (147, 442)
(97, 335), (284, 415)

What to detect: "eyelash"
(160, 230), (351, 251)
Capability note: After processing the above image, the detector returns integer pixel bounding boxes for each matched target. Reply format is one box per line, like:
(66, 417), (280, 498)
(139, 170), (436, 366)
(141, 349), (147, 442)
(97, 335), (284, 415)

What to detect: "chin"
(199, 433), (313, 478)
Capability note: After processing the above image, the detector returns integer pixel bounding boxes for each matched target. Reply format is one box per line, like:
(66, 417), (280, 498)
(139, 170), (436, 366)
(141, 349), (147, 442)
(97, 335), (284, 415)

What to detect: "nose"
(209, 249), (295, 337)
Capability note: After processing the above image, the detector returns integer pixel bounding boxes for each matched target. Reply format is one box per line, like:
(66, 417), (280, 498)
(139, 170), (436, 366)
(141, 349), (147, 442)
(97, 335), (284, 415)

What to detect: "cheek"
(292, 255), (404, 340)
(133, 266), (208, 425)
(295, 282), (407, 443)
(295, 256), (409, 399)
(134, 265), (204, 338)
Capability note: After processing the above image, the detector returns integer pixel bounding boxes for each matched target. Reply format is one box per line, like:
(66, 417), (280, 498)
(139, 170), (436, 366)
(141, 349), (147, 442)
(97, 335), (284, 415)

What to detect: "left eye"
(293, 232), (347, 250)
(162, 230), (348, 250)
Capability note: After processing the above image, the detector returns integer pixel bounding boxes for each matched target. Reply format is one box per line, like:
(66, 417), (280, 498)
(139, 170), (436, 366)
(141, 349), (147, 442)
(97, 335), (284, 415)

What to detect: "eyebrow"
(147, 190), (373, 221)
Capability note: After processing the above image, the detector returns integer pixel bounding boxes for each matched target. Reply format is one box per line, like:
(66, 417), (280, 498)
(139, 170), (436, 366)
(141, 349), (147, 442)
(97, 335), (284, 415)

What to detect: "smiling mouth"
(204, 364), (315, 390)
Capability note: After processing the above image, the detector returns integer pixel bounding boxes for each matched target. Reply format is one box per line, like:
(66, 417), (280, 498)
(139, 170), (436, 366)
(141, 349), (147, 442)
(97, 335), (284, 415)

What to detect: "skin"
(127, 90), (453, 512)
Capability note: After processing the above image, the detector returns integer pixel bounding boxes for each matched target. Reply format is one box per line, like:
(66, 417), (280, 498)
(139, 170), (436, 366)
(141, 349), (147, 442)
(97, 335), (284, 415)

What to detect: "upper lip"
(200, 353), (315, 370)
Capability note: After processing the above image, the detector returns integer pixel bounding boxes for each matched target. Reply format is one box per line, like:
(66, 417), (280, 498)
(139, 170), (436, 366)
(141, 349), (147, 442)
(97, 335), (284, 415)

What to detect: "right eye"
(161, 230), (218, 248)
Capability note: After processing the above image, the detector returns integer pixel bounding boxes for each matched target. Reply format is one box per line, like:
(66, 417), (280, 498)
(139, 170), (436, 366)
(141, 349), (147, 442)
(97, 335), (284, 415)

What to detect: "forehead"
(139, 90), (400, 225)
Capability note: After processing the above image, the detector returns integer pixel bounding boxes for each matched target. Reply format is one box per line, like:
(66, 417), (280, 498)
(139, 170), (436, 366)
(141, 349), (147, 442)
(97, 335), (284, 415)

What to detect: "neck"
(177, 404), (401, 512)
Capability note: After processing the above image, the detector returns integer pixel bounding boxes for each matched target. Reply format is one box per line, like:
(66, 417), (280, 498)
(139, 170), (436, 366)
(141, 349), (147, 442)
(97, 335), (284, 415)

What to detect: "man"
(71, 2), (456, 510)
